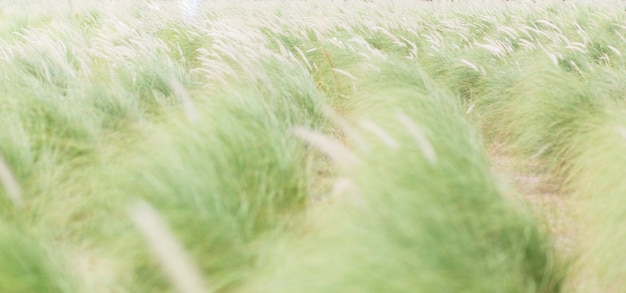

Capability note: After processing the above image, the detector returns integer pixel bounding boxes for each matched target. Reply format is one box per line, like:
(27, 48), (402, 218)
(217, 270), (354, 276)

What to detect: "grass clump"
(107, 59), (328, 291)
(0, 224), (74, 293)
(248, 61), (563, 293)
(563, 109), (626, 292)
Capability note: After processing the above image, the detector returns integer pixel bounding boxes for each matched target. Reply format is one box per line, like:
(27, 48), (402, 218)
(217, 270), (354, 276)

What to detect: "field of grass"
(0, 0), (625, 292)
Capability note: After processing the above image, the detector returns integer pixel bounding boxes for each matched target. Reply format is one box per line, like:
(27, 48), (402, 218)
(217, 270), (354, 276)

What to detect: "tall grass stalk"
(129, 201), (209, 293)
(0, 155), (23, 206)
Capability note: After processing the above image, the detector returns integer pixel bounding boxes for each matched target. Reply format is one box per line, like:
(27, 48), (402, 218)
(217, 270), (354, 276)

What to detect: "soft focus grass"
(246, 60), (563, 293)
(1, 0), (625, 292)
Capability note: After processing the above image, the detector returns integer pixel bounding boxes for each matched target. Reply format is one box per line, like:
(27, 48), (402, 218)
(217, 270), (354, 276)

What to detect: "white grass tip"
(128, 200), (209, 293)
(291, 127), (359, 169)
(169, 77), (200, 123)
(358, 119), (398, 150)
(475, 43), (503, 57)
(460, 59), (480, 73)
(465, 103), (476, 115)
(332, 68), (358, 93)
(396, 113), (437, 165)
(321, 106), (368, 152)
(617, 127), (626, 141)
(608, 45), (622, 57)
(0, 155), (23, 206)
(331, 177), (365, 208)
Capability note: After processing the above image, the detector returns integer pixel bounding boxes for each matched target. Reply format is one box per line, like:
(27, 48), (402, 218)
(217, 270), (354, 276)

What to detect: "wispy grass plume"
(0, 155), (23, 206)
(129, 200), (209, 293)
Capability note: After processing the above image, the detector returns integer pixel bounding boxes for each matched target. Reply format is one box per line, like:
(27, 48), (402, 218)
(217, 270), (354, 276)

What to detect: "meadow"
(0, 0), (624, 292)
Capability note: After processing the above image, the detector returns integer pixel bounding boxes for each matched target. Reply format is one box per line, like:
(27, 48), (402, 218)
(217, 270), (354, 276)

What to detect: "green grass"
(1, 0), (626, 292)
(0, 223), (74, 293)
(245, 60), (562, 293)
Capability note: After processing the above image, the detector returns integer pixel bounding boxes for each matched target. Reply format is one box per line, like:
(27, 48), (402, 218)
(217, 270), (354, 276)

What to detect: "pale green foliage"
(1, 0), (624, 292)
(0, 224), (73, 293)
(246, 61), (562, 293)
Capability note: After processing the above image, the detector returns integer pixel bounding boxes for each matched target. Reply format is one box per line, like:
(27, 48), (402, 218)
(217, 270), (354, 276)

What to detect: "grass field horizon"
(0, 0), (625, 292)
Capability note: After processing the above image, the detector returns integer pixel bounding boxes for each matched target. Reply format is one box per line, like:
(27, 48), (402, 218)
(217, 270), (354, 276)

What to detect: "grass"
(245, 60), (562, 293)
(0, 0), (625, 292)
(0, 223), (73, 293)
